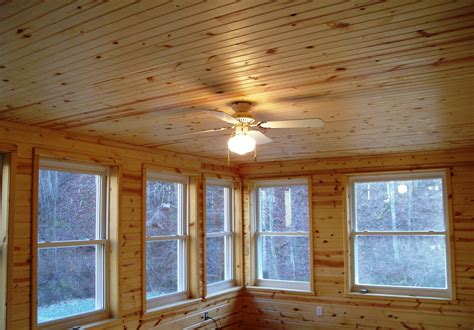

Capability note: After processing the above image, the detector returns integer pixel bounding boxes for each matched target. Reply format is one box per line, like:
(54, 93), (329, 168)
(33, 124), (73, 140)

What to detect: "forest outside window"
(37, 160), (109, 325)
(145, 172), (188, 308)
(347, 171), (452, 299)
(205, 179), (234, 294)
(253, 178), (311, 291)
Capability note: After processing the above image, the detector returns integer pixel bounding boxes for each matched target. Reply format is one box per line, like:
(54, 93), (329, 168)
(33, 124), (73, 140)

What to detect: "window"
(347, 171), (452, 299)
(145, 172), (188, 308)
(205, 179), (234, 294)
(252, 178), (311, 291)
(0, 154), (10, 328)
(37, 160), (109, 325)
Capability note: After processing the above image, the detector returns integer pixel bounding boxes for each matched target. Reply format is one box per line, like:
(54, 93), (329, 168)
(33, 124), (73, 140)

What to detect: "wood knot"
(327, 22), (350, 29)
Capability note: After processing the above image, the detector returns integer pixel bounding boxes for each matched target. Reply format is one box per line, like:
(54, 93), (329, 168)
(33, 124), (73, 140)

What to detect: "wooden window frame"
(0, 153), (14, 330)
(145, 171), (190, 309)
(249, 177), (313, 292)
(36, 159), (110, 328)
(205, 178), (235, 295)
(345, 170), (454, 300)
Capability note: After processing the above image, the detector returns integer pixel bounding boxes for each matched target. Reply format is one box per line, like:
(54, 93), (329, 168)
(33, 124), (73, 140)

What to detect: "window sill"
(143, 297), (202, 319)
(38, 310), (110, 330)
(245, 285), (315, 296)
(346, 291), (455, 303)
(206, 286), (242, 300)
(77, 318), (122, 329)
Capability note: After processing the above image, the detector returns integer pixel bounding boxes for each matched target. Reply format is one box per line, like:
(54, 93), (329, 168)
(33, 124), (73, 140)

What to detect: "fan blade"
(259, 118), (324, 129)
(247, 130), (272, 144)
(203, 109), (239, 125)
(177, 127), (232, 136)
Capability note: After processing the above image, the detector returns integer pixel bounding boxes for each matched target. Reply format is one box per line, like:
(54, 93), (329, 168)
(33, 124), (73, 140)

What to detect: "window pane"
(355, 235), (447, 288)
(146, 240), (181, 298)
(354, 178), (445, 232)
(258, 185), (309, 232)
(261, 236), (309, 282)
(146, 180), (181, 236)
(206, 185), (227, 233)
(38, 169), (99, 242)
(38, 245), (100, 323)
(206, 237), (225, 284)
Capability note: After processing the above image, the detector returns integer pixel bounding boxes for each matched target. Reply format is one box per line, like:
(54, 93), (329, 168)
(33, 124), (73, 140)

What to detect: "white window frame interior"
(0, 155), (8, 329)
(146, 171), (189, 309)
(347, 170), (452, 299)
(252, 178), (311, 291)
(205, 178), (235, 294)
(37, 159), (110, 327)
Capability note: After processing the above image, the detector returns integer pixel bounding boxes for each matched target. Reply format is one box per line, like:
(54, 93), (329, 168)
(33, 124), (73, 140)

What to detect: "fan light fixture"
(228, 133), (256, 155)
(190, 100), (324, 159)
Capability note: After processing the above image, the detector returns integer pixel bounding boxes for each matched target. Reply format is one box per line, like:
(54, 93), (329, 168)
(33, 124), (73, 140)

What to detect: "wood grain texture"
(241, 151), (474, 329)
(0, 0), (473, 162)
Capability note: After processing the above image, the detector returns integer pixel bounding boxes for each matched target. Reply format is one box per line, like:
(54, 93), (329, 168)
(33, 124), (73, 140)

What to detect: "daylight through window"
(37, 160), (108, 324)
(206, 180), (234, 293)
(348, 171), (452, 298)
(254, 178), (311, 290)
(146, 172), (188, 308)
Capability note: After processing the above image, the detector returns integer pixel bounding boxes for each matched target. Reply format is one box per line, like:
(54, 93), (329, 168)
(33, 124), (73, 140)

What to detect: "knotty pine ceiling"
(1, 0), (473, 162)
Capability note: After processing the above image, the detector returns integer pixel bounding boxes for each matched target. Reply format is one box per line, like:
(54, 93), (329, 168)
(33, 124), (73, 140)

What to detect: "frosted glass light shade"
(228, 133), (256, 155)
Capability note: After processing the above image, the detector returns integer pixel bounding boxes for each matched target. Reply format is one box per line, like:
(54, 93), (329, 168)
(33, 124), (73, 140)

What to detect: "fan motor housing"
(231, 101), (255, 124)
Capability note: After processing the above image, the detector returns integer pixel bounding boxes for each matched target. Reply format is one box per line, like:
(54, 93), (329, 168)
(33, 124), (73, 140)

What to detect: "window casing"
(251, 178), (311, 291)
(145, 172), (188, 308)
(347, 171), (452, 299)
(205, 178), (234, 294)
(37, 159), (109, 326)
(0, 154), (9, 329)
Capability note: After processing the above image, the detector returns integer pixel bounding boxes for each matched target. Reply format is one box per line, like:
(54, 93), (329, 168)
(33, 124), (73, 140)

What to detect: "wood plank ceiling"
(1, 0), (473, 162)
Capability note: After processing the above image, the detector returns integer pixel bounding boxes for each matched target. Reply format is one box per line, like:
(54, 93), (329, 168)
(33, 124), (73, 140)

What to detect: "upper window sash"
(348, 171), (449, 234)
(38, 164), (108, 244)
(205, 179), (233, 231)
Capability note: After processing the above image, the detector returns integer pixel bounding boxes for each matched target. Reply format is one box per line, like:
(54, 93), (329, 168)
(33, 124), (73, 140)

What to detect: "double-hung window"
(347, 171), (452, 299)
(205, 179), (234, 294)
(252, 178), (311, 291)
(37, 160), (109, 325)
(145, 172), (188, 308)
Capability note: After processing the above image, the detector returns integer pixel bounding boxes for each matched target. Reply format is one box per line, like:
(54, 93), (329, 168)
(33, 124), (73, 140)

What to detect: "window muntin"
(348, 172), (452, 298)
(254, 179), (311, 290)
(205, 181), (233, 292)
(37, 161), (108, 324)
(145, 174), (188, 307)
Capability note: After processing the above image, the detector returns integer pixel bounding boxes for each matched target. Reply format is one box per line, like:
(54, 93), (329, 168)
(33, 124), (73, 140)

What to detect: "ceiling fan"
(189, 101), (325, 156)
